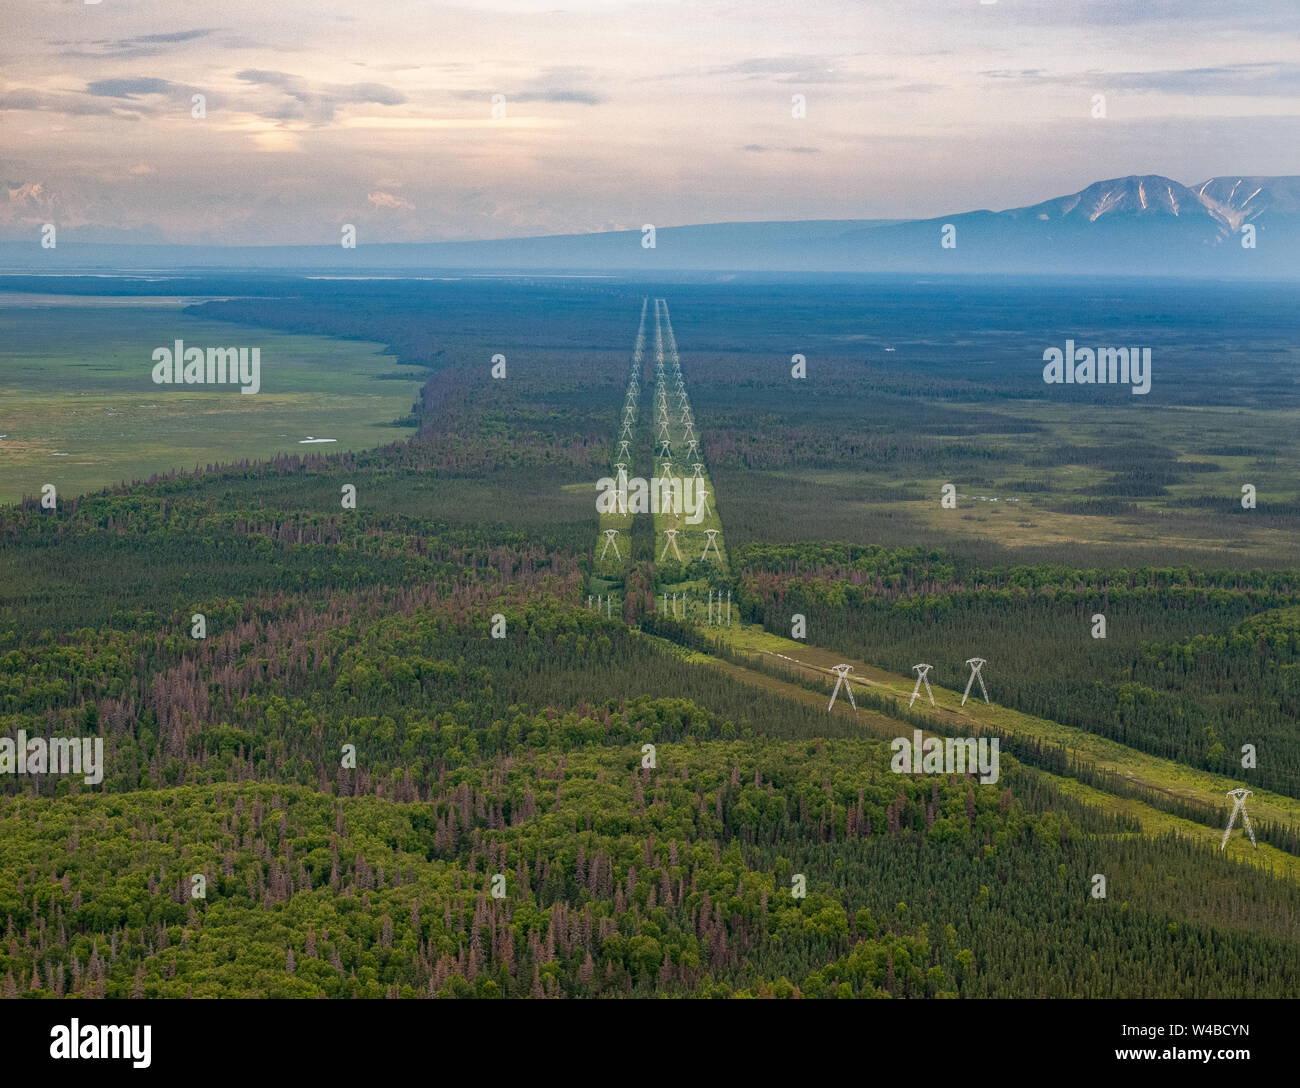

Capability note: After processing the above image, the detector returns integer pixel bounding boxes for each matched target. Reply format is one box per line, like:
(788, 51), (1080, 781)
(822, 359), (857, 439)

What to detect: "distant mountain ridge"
(1194, 176), (1300, 231)
(2, 175), (1297, 278)
(1008, 174), (1300, 231)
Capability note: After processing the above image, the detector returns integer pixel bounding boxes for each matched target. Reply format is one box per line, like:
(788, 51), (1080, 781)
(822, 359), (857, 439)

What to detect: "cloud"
(49, 28), (220, 60)
(131, 30), (217, 45)
(457, 65), (605, 106)
(711, 54), (856, 84)
(68, 77), (207, 116)
(456, 88), (604, 106)
(981, 70), (1047, 81)
(5, 180), (57, 212)
(741, 144), (820, 154)
(85, 77), (179, 99)
(237, 69), (298, 88)
(0, 180), (73, 232)
(336, 82), (406, 106)
(367, 190), (414, 210)
(512, 89), (603, 105)
(1102, 63), (1300, 96)
(236, 70), (406, 123)
(4, 0), (1295, 244)
(1003, 0), (1300, 32)
(0, 90), (123, 116)
(980, 62), (1300, 97)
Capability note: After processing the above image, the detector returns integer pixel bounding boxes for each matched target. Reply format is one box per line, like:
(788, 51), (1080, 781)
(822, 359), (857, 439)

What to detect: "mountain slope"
(1195, 175), (1300, 231)
(1, 176), (1297, 277)
(1010, 174), (1219, 225)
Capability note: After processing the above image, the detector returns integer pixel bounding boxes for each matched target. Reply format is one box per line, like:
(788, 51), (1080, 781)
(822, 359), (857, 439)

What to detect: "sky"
(2, 0), (1298, 245)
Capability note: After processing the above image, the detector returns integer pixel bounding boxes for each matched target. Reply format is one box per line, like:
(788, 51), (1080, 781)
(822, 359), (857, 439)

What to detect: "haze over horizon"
(3, 0), (1299, 246)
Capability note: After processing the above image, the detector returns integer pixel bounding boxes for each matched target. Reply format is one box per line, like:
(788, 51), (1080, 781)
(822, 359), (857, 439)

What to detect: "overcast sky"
(2, 0), (1298, 244)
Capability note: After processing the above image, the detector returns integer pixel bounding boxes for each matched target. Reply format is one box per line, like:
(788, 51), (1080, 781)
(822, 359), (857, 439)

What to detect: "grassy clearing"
(0, 302), (424, 504)
(663, 625), (1300, 883)
(708, 621), (1300, 840)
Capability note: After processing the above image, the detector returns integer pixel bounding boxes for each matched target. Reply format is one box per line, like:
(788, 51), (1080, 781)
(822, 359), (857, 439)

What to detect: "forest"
(2, 275), (1298, 1000)
(734, 542), (1300, 797)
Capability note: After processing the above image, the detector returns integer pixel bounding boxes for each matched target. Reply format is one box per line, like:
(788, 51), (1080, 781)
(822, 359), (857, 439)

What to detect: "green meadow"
(0, 296), (425, 505)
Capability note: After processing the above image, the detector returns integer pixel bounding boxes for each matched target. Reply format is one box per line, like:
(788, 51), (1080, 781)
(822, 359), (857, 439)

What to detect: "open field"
(668, 625), (1300, 884)
(143, 275), (1300, 569)
(712, 620), (1300, 834)
(0, 295), (424, 504)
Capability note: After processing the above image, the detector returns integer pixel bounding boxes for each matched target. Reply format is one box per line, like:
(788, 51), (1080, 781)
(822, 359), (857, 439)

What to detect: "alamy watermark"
(596, 469), (707, 524)
(151, 341), (261, 394)
(50, 1019), (150, 1068)
(1042, 340), (1151, 395)
(890, 728), (999, 784)
(0, 731), (103, 785)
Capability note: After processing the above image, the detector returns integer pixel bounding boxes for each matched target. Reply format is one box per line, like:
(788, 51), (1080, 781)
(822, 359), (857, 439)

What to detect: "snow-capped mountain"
(3, 175), (1298, 278)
